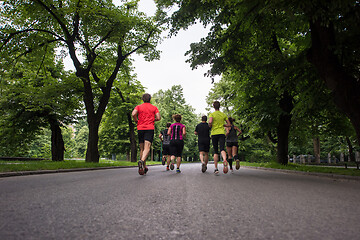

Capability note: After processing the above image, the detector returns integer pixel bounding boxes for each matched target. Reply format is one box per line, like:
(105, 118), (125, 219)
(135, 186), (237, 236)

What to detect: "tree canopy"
(1, 0), (163, 162)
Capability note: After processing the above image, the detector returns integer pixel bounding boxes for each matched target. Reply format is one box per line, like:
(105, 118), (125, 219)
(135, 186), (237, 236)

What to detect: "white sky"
(132, 0), (218, 115)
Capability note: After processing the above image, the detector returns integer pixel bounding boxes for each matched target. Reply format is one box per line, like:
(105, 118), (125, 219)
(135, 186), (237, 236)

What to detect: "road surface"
(1, 163), (360, 239)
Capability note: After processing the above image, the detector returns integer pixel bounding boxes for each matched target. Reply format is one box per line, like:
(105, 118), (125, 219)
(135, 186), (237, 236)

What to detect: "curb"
(242, 166), (360, 181)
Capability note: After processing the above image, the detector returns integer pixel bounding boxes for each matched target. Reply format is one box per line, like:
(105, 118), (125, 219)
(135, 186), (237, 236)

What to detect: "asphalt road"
(1, 163), (360, 240)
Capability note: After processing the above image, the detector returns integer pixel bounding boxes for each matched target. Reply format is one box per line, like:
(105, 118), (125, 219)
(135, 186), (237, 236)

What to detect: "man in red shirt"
(132, 93), (161, 175)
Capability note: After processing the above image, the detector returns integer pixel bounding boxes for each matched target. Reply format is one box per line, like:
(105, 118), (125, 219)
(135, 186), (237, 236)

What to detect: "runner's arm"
(208, 117), (213, 128)
(155, 112), (161, 122)
(235, 126), (242, 136)
(223, 119), (231, 127)
(167, 127), (171, 136)
(225, 127), (230, 136)
(182, 126), (186, 139)
(131, 109), (138, 123)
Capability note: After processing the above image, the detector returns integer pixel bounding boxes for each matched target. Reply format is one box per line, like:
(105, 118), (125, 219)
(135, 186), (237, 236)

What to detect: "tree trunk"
(346, 136), (355, 162)
(277, 114), (292, 165)
(307, 20), (360, 146)
(313, 137), (320, 164)
(81, 71), (114, 163)
(86, 118), (100, 162)
(48, 117), (65, 161)
(127, 112), (137, 162)
(277, 91), (293, 165)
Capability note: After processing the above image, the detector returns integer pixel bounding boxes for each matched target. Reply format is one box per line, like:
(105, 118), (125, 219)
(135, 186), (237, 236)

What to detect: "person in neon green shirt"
(209, 101), (231, 174)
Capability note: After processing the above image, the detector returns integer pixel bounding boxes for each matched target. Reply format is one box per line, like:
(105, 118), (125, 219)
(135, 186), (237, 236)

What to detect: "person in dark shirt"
(226, 117), (242, 172)
(159, 122), (171, 171)
(195, 115), (211, 173)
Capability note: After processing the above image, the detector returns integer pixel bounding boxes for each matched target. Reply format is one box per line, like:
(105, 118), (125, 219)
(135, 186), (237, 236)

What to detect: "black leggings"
(211, 134), (225, 154)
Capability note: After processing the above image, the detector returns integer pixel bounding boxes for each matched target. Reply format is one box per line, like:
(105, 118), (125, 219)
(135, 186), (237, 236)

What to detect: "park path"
(1, 163), (360, 240)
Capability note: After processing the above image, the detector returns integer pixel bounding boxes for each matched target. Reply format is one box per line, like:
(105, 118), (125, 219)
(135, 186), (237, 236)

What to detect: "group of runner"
(132, 93), (242, 175)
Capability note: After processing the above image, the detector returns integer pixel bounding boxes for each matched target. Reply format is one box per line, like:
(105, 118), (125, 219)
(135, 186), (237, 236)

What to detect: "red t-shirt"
(135, 103), (159, 130)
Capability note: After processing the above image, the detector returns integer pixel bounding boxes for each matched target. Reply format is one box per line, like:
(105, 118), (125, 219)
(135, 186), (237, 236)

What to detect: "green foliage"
(0, 44), (82, 157)
(74, 125), (89, 158)
(153, 85), (199, 159)
(0, 0), (163, 162)
(99, 66), (144, 157)
(159, 0), (359, 164)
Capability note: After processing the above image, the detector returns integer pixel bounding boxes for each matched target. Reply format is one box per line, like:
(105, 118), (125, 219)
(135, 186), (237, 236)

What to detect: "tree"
(157, 0), (360, 145)
(1, 0), (162, 162)
(157, 0), (360, 164)
(99, 64), (144, 162)
(0, 46), (82, 160)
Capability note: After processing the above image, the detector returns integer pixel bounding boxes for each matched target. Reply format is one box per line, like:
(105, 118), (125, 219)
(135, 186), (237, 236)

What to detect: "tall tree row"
(157, 0), (360, 164)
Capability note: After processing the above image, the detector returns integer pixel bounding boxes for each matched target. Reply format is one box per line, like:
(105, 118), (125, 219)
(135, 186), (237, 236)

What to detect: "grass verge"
(0, 159), (160, 172)
(241, 162), (360, 177)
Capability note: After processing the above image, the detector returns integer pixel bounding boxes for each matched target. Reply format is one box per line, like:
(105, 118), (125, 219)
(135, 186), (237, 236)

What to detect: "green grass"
(0, 159), (161, 172)
(241, 162), (360, 177)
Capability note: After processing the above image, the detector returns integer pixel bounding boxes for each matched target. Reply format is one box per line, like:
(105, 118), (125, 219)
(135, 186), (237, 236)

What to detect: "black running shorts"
(226, 142), (238, 148)
(162, 144), (170, 155)
(211, 134), (225, 154)
(198, 140), (210, 152)
(138, 130), (154, 143)
(170, 139), (184, 157)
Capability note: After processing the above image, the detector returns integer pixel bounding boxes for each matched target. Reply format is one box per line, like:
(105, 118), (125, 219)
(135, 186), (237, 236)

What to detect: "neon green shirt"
(209, 111), (228, 136)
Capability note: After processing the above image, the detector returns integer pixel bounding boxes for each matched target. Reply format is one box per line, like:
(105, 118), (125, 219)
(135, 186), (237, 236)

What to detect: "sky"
(132, 0), (218, 115)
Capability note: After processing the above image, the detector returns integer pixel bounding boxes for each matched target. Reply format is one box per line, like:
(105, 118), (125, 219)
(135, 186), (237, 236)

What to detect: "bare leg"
(204, 152), (209, 165)
(139, 143), (144, 160)
(232, 146), (238, 158)
(141, 140), (152, 167)
(199, 152), (204, 164)
(227, 146), (233, 159)
(166, 155), (171, 167)
(214, 154), (219, 169)
(170, 155), (175, 170)
(176, 156), (181, 168)
(221, 150), (227, 163)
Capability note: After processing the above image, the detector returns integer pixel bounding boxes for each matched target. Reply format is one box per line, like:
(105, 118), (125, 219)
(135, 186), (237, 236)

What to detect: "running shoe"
(166, 166), (170, 171)
(235, 160), (240, 170)
(144, 167), (148, 175)
(214, 168), (219, 175)
(201, 163), (206, 173)
(176, 168), (181, 173)
(170, 160), (174, 170)
(223, 160), (229, 174)
(138, 160), (144, 175)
